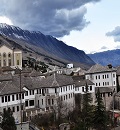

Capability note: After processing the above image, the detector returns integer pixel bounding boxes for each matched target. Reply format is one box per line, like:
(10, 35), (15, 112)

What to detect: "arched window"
(8, 53), (11, 66)
(3, 53), (6, 58)
(8, 53), (11, 58)
(3, 53), (6, 66)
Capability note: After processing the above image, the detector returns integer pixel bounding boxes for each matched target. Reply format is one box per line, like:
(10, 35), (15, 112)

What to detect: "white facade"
(85, 71), (116, 90)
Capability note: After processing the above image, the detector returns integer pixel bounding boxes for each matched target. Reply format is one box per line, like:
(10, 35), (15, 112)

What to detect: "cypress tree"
(1, 108), (16, 130)
(82, 82), (93, 130)
(93, 88), (108, 130)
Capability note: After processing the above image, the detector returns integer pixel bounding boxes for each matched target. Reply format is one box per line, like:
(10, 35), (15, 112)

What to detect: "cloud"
(0, 0), (100, 37)
(115, 45), (120, 49)
(100, 46), (108, 50)
(106, 26), (120, 42)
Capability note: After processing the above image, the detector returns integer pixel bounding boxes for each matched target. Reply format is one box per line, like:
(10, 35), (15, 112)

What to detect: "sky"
(0, 0), (120, 54)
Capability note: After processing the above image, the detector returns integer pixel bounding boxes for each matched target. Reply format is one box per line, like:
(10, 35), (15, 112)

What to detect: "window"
(96, 76), (97, 79)
(25, 91), (28, 96)
(16, 94), (18, 100)
(22, 93), (24, 99)
(17, 106), (19, 111)
(42, 99), (43, 105)
(5, 96), (7, 102)
(98, 75), (100, 79)
(19, 94), (21, 100)
(48, 99), (50, 105)
(66, 86), (67, 91)
(30, 90), (34, 95)
(113, 74), (115, 78)
(3, 53), (6, 58)
(17, 60), (19, 65)
(96, 83), (98, 86)
(99, 83), (100, 86)
(39, 89), (41, 94)
(52, 99), (54, 105)
(37, 89), (39, 94)
(103, 82), (104, 86)
(107, 74), (109, 78)
(82, 87), (84, 92)
(8, 53), (11, 58)
(114, 81), (116, 85)
(61, 87), (62, 92)
(105, 75), (106, 79)
(66, 95), (67, 100)
(2, 96), (4, 103)
(12, 95), (14, 101)
(8, 96), (10, 102)
(103, 75), (104, 79)
(29, 100), (34, 106)
(3, 59), (6, 66)
(25, 101), (28, 107)
(90, 86), (92, 91)
(55, 88), (57, 93)
(64, 96), (65, 100)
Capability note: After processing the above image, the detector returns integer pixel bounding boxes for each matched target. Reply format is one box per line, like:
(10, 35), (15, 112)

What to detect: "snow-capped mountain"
(0, 23), (95, 68)
(88, 49), (120, 67)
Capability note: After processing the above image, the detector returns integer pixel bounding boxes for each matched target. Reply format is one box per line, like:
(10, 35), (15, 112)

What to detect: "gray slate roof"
(0, 81), (25, 96)
(0, 72), (74, 96)
(86, 64), (116, 74)
(0, 74), (12, 82)
(24, 73), (74, 89)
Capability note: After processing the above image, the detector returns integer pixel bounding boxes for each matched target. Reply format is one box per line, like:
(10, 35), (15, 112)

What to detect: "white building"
(85, 64), (117, 110)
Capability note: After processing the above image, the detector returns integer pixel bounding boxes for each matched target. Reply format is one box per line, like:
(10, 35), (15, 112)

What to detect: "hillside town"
(1, 44), (120, 130)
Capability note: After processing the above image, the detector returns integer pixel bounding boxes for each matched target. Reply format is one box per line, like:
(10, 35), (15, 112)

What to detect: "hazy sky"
(0, 0), (120, 54)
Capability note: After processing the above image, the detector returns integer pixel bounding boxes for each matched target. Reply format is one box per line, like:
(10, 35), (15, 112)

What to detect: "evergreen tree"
(1, 108), (16, 130)
(82, 82), (93, 130)
(93, 88), (108, 130)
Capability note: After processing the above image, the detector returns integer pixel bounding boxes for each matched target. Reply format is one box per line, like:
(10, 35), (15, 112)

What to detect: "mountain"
(0, 23), (95, 68)
(88, 49), (120, 67)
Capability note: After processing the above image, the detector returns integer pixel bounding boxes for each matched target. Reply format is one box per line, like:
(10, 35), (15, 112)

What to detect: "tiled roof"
(0, 66), (15, 72)
(25, 73), (74, 89)
(0, 74), (12, 82)
(74, 79), (94, 87)
(0, 81), (25, 96)
(86, 64), (116, 74)
(0, 73), (73, 95)
(95, 87), (113, 93)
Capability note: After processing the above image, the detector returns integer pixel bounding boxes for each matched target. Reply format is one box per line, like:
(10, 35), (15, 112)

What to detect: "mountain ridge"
(88, 49), (120, 67)
(0, 23), (95, 69)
